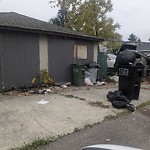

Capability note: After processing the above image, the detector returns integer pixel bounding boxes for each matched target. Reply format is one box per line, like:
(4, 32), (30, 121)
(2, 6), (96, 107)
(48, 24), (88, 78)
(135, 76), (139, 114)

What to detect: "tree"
(128, 33), (140, 42)
(49, 0), (81, 27)
(50, 8), (67, 27)
(66, 0), (122, 49)
(66, 0), (114, 35)
(49, 0), (81, 9)
(50, 0), (122, 49)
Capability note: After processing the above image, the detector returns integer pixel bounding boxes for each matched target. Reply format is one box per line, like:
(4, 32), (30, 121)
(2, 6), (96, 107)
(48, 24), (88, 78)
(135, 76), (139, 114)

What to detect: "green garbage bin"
(72, 64), (85, 86)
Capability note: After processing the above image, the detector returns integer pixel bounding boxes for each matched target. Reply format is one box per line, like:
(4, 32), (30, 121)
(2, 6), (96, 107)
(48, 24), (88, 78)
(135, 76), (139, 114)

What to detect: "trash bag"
(112, 101), (136, 112)
(85, 71), (91, 78)
(107, 90), (130, 103)
(107, 90), (136, 112)
(85, 77), (93, 86)
(116, 50), (136, 65)
(86, 61), (100, 69)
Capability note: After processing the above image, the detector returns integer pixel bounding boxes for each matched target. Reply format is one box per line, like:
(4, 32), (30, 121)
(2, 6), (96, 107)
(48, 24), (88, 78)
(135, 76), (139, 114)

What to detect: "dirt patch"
(139, 108), (150, 117)
(88, 101), (109, 108)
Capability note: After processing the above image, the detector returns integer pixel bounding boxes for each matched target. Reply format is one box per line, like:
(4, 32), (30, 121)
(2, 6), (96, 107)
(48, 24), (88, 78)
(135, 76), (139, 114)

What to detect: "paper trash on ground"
(37, 100), (50, 105)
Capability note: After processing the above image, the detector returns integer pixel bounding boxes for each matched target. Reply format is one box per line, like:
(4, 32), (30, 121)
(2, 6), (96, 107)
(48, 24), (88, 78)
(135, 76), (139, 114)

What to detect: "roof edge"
(0, 25), (104, 42)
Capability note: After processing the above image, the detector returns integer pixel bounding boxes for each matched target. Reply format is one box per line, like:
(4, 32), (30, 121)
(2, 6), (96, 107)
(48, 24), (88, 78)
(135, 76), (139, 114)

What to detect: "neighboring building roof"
(136, 42), (150, 51)
(0, 12), (104, 42)
(124, 41), (150, 53)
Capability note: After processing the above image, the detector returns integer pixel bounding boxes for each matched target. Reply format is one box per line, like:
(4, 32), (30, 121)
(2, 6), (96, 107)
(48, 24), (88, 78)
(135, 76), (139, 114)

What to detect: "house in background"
(136, 42), (150, 56)
(124, 42), (150, 76)
(0, 12), (104, 91)
(124, 41), (150, 55)
(136, 42), (150, 76)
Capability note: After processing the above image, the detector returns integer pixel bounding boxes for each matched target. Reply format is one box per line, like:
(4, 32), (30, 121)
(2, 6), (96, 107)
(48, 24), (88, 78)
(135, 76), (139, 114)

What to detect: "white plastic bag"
(85, 77), (93, 86)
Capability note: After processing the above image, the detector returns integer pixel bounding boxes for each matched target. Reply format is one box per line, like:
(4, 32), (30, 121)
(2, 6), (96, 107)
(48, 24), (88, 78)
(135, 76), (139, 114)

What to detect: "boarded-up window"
(74, 45), (87, 59)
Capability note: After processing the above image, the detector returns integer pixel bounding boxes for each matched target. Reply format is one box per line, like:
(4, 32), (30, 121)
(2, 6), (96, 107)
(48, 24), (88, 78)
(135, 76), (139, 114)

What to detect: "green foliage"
(136, 100), (150, 110)
(50, 0), (122, 50)
(39, 70), (54, 86)
(49, 0), (81, 9)
(128, 33), (141, 42)
(49, 0), (81, 26)
(50, 8), (67, 27)
(66, 0), (114, 35)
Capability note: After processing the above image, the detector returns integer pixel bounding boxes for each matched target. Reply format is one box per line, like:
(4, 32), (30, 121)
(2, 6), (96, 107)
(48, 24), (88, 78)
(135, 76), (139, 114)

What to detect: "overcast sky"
(0, 0), (150, 42)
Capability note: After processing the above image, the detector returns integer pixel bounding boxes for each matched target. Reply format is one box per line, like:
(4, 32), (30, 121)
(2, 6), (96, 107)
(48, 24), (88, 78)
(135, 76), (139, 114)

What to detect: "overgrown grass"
(11, 136), (56, 150)
(136, 100), (150, 110)
(103, 110), (129, 122)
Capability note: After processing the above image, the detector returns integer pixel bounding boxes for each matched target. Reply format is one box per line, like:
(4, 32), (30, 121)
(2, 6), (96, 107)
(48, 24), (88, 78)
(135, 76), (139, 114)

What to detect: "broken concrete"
(0, 84), (149, 150)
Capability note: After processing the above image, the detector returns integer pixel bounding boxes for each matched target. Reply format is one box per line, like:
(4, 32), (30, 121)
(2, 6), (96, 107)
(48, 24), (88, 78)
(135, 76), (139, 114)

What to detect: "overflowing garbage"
(72, 61), (106, 87)
(107, 90), (136, 112)
(115, 44), (144, 100)
(106, 44), (145, 111)
(85, 61), (100, 85)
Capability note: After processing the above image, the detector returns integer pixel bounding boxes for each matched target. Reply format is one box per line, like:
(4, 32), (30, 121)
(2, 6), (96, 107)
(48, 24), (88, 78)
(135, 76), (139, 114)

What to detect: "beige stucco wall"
(39, 35), (48, 71)
(93, 43), (98, 62)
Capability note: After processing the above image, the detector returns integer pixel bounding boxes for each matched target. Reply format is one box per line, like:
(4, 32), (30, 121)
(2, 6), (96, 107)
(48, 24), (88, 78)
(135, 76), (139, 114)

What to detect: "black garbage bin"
(116, 45), (144, 100)
(71, 64), (86, 86)
(117, 64), (144, 100)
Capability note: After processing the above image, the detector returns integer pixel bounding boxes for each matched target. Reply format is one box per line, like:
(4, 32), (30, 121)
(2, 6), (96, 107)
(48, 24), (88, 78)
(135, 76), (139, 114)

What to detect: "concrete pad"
(0, 84), (149, 150)
(63, 87), (116, 103)
(131, 89), (150, 106)
(0, 94), (114, 150)
(141, 84), (150, 90)
(64, 86), (150, 107)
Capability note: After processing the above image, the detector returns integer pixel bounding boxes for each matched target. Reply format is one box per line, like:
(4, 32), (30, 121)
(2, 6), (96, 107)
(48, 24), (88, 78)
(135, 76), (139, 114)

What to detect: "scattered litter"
(46, 89), (51, 92)
(61, 85), (68, 88)
(96, 81), (101, 85)
(54, 82), (71, 87)
(85, 71), (93, 86)
(4, 90), (32, 96)
(85, 77), (93, 86)
(97, 81), (106, 85)
(64, 82), (71, 86)
(101, 81), (106, 85)
(37, 100), (49, 105)
(106, 139), (111, 142)
(54, 82), (65, 86)
(109, 75), (119, 82)
(38, 89), (45, 94)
